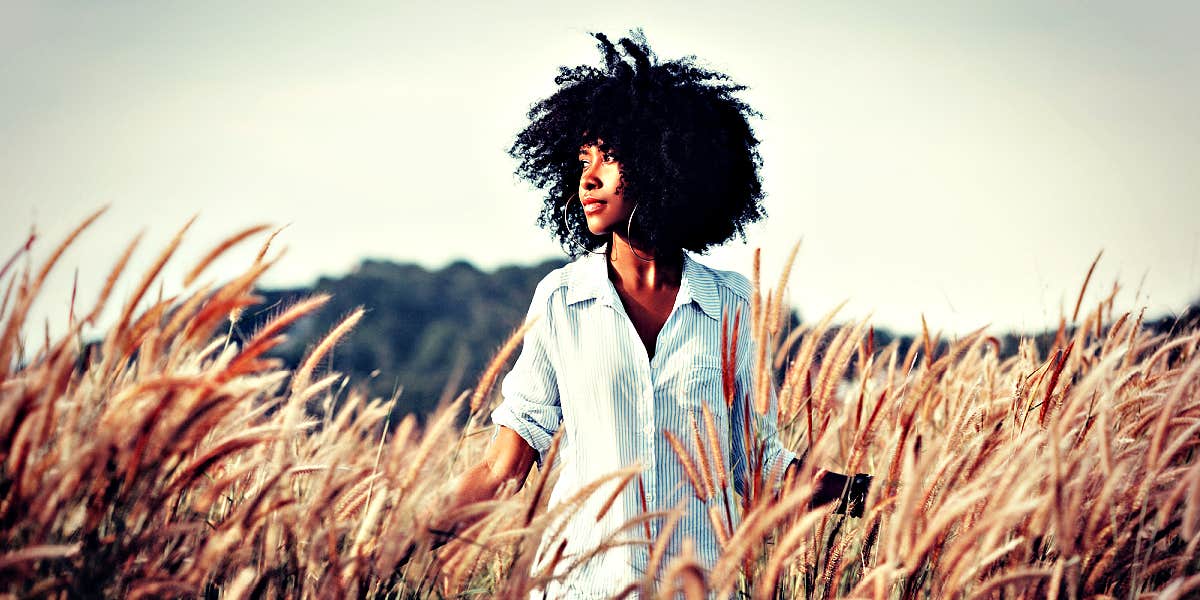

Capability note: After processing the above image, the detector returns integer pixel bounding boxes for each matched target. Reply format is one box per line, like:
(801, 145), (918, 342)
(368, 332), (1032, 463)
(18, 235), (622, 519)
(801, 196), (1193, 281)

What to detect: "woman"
(432, 31), (866, 598)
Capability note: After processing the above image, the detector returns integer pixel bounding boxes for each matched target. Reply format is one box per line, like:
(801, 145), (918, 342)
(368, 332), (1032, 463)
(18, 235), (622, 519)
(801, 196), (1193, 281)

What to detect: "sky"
(2, 1), (1198, 341)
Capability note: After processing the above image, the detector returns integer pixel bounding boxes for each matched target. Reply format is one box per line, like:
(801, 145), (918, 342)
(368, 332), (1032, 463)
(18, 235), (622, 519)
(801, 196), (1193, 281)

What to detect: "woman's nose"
(581, 161), (601, 190)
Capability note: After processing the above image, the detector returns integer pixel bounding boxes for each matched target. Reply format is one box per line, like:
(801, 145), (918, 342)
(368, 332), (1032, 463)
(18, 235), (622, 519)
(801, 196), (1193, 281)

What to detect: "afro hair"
(510, 29), (766, 258)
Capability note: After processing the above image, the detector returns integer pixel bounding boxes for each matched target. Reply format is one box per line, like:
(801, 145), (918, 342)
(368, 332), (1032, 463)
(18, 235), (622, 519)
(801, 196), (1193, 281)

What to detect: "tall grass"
(1, 215), (1197, 598)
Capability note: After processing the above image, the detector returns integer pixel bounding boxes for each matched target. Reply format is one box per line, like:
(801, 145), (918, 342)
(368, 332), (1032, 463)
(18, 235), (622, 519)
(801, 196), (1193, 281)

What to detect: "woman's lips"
(583, 199), (607, 215)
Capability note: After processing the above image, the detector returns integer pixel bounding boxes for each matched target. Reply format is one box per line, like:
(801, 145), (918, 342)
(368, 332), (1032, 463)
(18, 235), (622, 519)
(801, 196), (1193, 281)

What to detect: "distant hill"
(246, 258), (566, 421)
(244, 258), (1199, 423)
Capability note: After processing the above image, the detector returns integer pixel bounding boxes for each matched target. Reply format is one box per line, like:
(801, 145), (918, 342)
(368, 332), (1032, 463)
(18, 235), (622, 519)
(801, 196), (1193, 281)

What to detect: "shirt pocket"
(674, 360), (731, 469)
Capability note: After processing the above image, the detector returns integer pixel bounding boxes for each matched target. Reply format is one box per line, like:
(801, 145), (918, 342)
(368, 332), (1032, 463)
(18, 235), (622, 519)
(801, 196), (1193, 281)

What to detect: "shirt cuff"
(491, 401), (559, 469)
(764, 446), (798, 494)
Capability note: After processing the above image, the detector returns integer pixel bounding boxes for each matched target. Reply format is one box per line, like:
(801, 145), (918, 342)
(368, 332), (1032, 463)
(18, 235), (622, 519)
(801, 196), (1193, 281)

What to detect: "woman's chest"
(547, 301), (735, 505)
(551, 302), (728, 411)
(612, 285), (677, 360)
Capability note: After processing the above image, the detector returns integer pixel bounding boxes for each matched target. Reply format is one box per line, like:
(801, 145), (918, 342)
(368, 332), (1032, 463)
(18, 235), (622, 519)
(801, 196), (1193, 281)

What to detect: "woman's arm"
(427, 426), (538, 543)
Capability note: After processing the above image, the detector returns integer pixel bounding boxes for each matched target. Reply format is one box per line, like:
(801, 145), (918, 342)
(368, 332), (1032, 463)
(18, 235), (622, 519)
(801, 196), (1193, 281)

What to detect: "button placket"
(643, 367), (656, 539)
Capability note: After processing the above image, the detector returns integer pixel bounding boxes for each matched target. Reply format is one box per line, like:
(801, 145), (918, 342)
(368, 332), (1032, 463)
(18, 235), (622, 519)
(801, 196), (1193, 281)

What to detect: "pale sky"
(2, 1), (1198, 340)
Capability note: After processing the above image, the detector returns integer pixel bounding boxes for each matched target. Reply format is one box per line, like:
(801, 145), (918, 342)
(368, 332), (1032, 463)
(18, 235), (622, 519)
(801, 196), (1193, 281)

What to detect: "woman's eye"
(603, 154), (616, 163)
(579, 160), (590, 170)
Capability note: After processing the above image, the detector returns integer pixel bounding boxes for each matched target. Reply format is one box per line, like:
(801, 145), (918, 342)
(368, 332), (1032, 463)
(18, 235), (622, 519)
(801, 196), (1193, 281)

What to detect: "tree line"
(242, 258), (1199, 424)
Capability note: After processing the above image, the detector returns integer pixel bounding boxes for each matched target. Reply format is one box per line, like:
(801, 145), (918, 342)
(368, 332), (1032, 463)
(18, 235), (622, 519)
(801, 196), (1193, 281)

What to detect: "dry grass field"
(1, 212), (1198, 598)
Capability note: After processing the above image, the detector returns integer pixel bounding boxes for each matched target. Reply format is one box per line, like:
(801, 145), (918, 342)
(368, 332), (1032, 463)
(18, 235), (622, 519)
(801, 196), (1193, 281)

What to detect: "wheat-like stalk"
(2, 216), (1197, 599)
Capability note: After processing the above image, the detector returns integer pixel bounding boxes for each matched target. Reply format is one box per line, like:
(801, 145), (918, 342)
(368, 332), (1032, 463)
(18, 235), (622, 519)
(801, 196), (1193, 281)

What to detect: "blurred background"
(2, 1), (1197, 416)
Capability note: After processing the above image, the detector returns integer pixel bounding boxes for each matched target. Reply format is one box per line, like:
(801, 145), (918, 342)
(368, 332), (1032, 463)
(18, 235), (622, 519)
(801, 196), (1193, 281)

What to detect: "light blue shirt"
(491, 250), (797, 599)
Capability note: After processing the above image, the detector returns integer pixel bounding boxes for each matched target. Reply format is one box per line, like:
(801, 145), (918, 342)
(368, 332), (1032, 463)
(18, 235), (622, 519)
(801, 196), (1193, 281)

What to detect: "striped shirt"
(491, 250), (797, 599)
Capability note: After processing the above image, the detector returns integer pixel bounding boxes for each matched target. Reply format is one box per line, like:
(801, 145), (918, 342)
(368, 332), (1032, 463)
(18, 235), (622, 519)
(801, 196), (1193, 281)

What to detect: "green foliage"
(248, 258), (566, 422)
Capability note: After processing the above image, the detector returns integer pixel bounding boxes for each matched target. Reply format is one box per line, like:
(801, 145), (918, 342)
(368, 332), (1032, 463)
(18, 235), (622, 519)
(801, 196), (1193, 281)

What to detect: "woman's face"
(577, 141), (634, 236)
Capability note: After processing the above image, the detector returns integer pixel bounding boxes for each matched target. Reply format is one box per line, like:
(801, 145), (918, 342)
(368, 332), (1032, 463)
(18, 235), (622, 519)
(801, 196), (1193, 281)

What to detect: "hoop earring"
(624, 203), (653, 262)
(561, 193), (606, 255)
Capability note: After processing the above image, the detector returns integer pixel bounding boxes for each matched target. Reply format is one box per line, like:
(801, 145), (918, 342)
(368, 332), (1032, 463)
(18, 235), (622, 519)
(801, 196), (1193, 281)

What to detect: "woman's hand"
(395, 427), (538, 568)
(395, 511), (458, 569)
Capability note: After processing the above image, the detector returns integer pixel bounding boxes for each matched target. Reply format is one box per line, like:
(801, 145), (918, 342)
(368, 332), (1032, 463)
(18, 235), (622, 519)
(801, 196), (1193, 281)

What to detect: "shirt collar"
(565, 251), (722, 322)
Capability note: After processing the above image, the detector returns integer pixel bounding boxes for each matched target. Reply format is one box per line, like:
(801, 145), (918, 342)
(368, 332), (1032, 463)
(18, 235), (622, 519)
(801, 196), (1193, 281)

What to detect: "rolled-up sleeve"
(490, 280), (562, 468)
(729, 330), (797, 498)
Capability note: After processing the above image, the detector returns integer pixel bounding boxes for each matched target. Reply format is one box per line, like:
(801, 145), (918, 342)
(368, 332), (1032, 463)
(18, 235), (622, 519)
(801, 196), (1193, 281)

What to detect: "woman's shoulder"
(686, 254), (754, 305)
(525, 254), (595, 313)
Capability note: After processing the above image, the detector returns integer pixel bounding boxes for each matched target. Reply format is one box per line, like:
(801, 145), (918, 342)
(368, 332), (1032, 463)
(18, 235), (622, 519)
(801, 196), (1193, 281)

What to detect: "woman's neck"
(607, 233), (682, 291)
